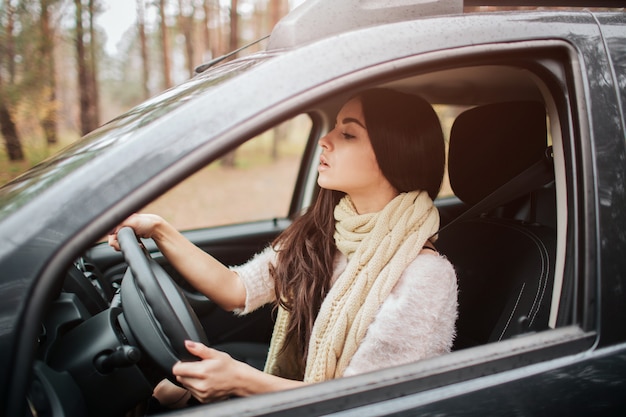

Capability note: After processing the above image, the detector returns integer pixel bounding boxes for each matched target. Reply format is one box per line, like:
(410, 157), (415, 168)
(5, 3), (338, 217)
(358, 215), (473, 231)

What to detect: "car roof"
(266, 0), (623, 50)
(267, 0), (464, 50)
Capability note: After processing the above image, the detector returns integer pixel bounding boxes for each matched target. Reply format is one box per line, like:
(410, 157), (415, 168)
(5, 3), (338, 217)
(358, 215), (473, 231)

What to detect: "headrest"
(448, 101), (547, 205)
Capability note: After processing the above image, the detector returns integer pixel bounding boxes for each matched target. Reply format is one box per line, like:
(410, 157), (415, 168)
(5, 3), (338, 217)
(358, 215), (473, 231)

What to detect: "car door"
(165, 13), (625, 417)
(65, 10), (625, 417)
(84, 114), (315, 356)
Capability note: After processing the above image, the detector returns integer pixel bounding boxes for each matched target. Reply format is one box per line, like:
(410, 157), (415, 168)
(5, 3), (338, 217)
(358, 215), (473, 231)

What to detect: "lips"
(318, 155), (330, 173)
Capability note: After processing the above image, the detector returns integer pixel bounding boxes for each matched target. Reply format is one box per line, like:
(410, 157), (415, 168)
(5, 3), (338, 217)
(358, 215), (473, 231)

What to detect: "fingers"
(108, 233), (121, 251)
(107, 213), (147, 250)
(184, 340), (215, 359)
(172, 341), (238, 402)
(107, 218), (133, 251)
(172, 341), (221, 378)
(107, 215), (133, 251)
(153, 379), (191, 409)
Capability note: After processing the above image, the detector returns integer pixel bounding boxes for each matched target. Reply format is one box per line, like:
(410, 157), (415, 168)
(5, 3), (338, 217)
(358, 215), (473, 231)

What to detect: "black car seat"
(436, 101), (557, 350)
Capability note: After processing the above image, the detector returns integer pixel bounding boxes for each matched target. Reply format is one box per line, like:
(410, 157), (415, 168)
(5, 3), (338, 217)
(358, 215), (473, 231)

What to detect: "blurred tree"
(0, 86), (23, 161)
(205, 0), (224, 59)
(39, 0), (58, 145)
(177, 0), (196, 77)
(269, 0), (288, 160)
(220, 0), (238, 168)
(0, 99), (22, 161)
(158, 0), (172, 89)
(0, 0), (24, 161)
(74, 0), (99, 134)
(0, 0), (297, 182)
(229, 0), (237, 52)
(201, 0), (211, 61)
(269, 0), (285, 27)
(136, 0), (150, 99)
(88, 0), (100, 127)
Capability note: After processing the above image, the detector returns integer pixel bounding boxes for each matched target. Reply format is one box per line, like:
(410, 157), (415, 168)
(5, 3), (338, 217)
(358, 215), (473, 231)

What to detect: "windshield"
(0, 56), (268, 221)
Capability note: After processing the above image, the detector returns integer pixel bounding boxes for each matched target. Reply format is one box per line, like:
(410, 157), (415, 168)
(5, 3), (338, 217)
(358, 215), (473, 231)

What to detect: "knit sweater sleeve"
(343, 253), (458, 377)
(230, 246), (277, 315)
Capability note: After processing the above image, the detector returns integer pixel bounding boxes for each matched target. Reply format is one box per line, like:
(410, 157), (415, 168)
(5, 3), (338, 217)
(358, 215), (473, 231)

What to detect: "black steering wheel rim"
(118, 227), (209, 376)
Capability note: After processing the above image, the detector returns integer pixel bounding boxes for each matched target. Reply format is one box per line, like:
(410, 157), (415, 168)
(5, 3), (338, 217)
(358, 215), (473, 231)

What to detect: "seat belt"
(436, 147), (554, 236)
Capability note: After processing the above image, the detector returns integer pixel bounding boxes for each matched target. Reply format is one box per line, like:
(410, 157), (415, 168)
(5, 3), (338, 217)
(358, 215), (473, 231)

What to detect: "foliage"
(0, 0), (292, 186)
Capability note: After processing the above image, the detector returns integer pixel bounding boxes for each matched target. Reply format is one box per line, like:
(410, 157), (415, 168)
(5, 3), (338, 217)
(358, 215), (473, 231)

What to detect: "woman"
(109, 88), (457, 406)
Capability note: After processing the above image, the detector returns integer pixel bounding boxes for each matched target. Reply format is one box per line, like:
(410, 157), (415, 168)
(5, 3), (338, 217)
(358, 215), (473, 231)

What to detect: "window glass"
(142, 114), (311, 230)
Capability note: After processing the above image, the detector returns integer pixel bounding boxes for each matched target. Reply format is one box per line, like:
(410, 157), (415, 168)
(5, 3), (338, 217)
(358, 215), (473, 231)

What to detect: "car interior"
(436, 100), (556, 349)
(32, 53), (570, 416)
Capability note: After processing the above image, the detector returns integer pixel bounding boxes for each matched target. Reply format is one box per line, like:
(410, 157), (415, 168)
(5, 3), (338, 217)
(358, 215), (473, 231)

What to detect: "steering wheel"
(118, 227), (209, 377)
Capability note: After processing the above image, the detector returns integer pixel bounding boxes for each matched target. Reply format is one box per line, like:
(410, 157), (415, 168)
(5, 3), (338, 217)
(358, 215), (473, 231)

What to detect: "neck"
(349, 187), (399, 214)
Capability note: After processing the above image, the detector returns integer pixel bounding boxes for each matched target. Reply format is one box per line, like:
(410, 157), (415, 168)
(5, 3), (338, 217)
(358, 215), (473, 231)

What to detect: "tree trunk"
(202, 0), (211, 60)
(0, 60), (23, 162)
(137, 0), (150, 99)
(75, 0), (93, 135)
(178, 0), (196, 77)
(159, 0), (172, 89)
(0, 1), (23, 160)
(5, 2), (17, 83)
(269, 0), (288, 160)
(220, 0), (239, 168)
(88, 0), (100, 127)
(209, 0), (223, 58)
(0, 90), (23, 161)
(269, 0), (287, 27)
(40, 0), (58, 145)
(229, 0), (238, 53)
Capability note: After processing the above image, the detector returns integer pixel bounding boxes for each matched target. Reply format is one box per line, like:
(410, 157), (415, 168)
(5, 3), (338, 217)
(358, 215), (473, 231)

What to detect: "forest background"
(0, 0), (300, 186)
(1, 2), (621, 189)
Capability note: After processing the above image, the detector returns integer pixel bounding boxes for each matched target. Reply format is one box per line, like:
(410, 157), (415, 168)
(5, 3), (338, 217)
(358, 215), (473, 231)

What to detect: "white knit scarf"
(264, 191), (439, 382)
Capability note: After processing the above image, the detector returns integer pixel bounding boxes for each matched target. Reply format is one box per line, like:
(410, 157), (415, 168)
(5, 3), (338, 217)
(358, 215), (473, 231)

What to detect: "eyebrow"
(341, 117), (366, 129)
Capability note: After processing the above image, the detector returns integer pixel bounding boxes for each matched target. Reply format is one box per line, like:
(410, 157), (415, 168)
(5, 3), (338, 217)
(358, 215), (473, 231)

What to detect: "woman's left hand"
(175, 339), (306, 403)
(173, 340), (246, 403)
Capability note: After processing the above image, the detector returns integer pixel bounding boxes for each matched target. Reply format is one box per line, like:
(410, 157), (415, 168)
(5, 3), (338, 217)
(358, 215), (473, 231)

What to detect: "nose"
(318, 131), (332, 150)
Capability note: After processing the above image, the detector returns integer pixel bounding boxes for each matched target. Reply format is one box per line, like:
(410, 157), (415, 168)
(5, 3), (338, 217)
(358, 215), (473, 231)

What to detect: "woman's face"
(317, 97), (397, 213)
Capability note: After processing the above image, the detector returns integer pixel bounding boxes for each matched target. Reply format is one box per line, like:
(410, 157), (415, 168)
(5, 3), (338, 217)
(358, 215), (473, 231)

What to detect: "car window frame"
(296, 40), (588, 329)
(290, 37), (596, 390)
(191, 40), (602, 415)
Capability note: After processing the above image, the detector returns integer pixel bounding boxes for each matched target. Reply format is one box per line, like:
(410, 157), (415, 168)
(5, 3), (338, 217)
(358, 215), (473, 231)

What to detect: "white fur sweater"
(231, 247), (457, 377)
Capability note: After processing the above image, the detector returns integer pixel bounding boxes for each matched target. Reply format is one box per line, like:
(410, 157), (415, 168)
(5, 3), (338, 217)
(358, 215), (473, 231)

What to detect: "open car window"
(141, 114), (311, 231)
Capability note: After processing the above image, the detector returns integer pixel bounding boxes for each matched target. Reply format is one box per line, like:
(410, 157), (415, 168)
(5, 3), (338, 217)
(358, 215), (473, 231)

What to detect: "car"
(1, 0), (625, 416)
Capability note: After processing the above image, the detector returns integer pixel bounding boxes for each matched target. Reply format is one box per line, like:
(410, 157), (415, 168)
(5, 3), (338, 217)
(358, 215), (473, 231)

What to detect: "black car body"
(1, 1), (625, 416)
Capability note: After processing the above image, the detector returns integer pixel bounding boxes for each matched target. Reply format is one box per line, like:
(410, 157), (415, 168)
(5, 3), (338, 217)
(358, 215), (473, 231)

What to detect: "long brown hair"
(270, 88), (445, 368)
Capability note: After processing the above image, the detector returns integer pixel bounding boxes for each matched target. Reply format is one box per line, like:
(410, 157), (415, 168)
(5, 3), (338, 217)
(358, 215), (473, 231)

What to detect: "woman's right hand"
(108, 213), (165, 251)
(108, 212), (247, 312)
